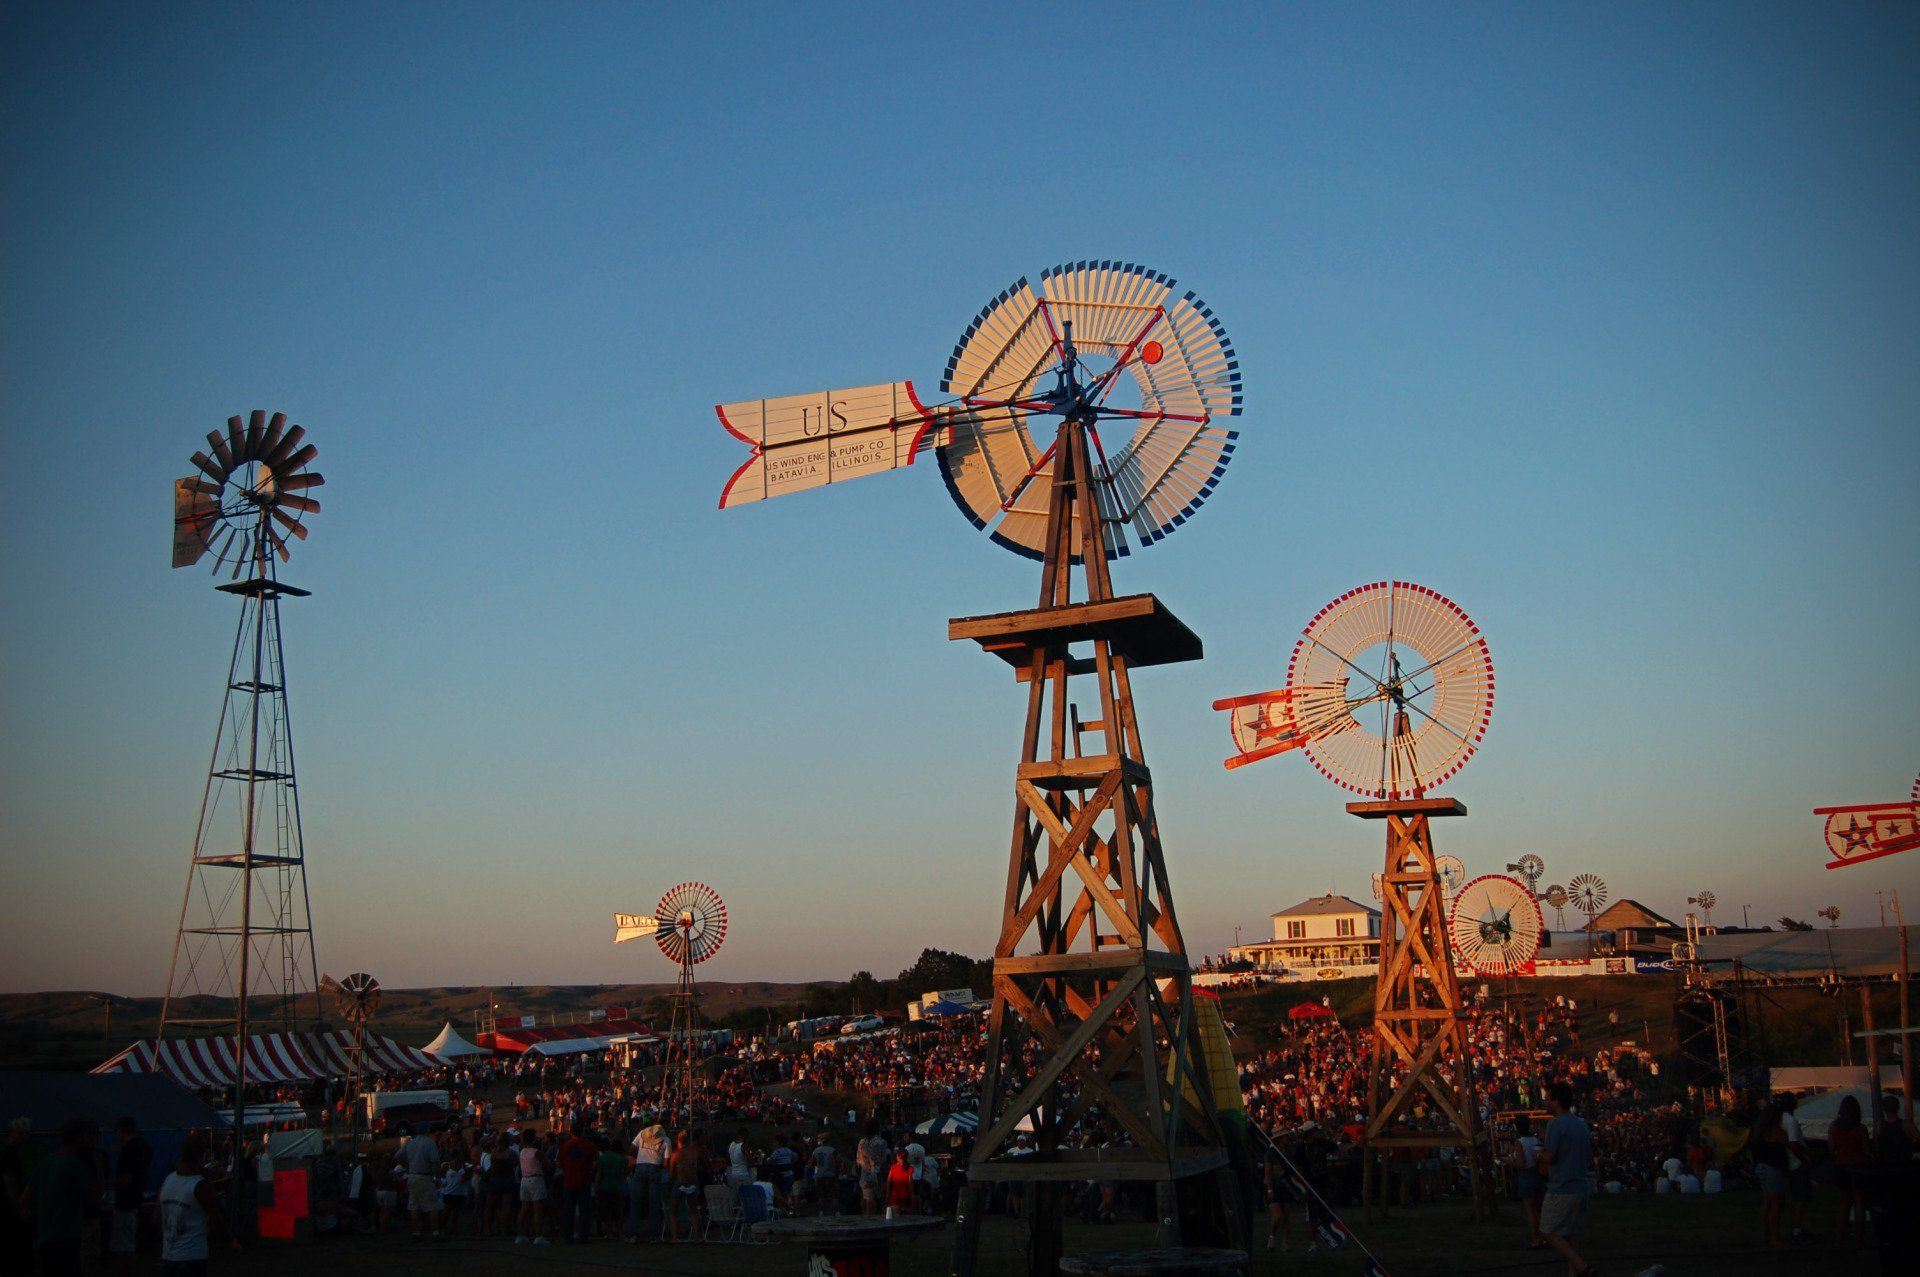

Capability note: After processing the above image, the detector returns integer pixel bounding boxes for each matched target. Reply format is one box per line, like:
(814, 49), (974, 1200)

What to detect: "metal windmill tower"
(1214, 581), (1498, 1218)
(615, 884), (727, 1126)
(161, 411), (326, 1059)
(714, 262), (1244, 1272)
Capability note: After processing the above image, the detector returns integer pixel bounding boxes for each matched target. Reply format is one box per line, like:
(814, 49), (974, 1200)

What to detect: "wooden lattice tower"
(1353, 797), (1491, 1217)
(950, 413), (1232, 1277)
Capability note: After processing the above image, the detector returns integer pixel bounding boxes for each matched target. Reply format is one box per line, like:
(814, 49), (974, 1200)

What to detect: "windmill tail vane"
(612, 913), (662, 945)
(1815, 772), (1920, 870)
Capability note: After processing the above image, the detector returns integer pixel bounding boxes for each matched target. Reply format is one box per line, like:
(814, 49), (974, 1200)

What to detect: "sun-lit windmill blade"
(279, 472), (325, 491)
(264, 424), (306, 470)
(279, 442), (319, 475)
(226, 415), (249, 462)
(258, 411), (286, 459)
(268, 507), (309, 540)
(206, 429), (235, 471)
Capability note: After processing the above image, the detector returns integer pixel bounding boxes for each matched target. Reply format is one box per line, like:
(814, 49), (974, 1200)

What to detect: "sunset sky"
(2, 2), (1915, 996)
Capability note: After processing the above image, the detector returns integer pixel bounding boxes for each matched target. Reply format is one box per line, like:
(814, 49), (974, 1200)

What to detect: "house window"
(1286, 920), (1306, 939)
(1336, 918), (1355, 938)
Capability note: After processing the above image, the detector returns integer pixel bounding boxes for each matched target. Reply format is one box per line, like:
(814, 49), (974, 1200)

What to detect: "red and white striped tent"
(94, 1031), (441, 1090)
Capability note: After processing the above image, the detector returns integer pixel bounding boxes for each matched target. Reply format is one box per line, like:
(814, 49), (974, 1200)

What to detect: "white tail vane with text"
(612, 913), (663, 945)
(718, 381), (936, 508)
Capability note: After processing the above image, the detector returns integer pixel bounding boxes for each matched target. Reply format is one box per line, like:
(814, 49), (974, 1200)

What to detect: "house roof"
(1590, 899), (1677, 931)
(1271, 893), (1380, 920)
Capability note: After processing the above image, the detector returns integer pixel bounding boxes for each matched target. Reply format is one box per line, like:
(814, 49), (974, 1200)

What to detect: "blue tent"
(920, 1000), (972, 1017)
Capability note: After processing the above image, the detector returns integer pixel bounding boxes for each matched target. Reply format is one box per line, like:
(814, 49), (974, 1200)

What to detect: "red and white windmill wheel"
(654, 882), (727, 966)
(1279, 581), (1494, 799)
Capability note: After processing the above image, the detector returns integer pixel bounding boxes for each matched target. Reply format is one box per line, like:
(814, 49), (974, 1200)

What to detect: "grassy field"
(196, 1188), (1852, 1277)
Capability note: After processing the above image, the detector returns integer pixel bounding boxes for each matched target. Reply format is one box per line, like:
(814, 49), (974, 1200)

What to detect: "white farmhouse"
(1227, 893), (1381, 975)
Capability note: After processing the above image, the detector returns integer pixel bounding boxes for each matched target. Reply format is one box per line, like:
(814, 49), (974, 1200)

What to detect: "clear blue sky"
(3, 2), (1915, 995)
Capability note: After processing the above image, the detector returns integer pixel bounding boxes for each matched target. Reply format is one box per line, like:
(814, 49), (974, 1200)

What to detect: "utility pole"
(1742, 904), (1751, 929)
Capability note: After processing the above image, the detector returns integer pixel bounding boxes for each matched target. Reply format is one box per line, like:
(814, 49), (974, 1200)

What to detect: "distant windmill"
(1818, 905), (1841, 928)
(1569, 874), (1609, 956)
(1506, 854), (1545, 898)
(1544, 884), (1569, 930)
(1687, 890), (1717, 929)
(320, 971), (380, 1146)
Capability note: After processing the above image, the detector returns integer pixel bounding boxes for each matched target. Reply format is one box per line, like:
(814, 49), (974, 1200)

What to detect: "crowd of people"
(9, 986), (1918, 1270)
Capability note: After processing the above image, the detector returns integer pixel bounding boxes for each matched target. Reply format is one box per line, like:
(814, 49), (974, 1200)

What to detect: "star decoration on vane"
(1841, 816), (1874, 854)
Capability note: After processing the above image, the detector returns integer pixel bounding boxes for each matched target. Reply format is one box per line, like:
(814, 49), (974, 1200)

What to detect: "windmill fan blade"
(280, 443), (319, 474)
(243, 409), (267, 458)
(268, 506), (309, 539)
(277, 493), (321, 515)
(278, 471), (325, 491)
(265, 526), (291, 562)
(259, 411), (287, 458)
(206, 429), (235, 471)
(264, 424), (306, 470)
(227, 416), (249, 463)
(189, 451), (227, 485)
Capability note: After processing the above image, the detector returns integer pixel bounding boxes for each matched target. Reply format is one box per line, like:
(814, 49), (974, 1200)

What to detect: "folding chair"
(703, 1183), (742, 1243)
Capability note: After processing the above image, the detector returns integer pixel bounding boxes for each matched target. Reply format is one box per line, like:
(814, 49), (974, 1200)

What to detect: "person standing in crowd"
(398, 1124), (442, 1240)
(1513, 1113), (1545, 1250)
(885, 1147), (914, 1217)
(627, 1124), (669, 1242)
(725, 1129), (755, 1189)
(1263, 1150), (1292, 1253)
(1537, 1082), (1595, 1277)
(21, 1118), (97, 1277)
(557, 1122), (597, 1244)
(108, 1116), (151, 1272)
(855, 1119), (889, 1217)
(665, 1130), (704, 1241)
(1751, 1103), (1790, 1250)
(1828, 1094), (1870, 1250)
(1777, 1093), (1813, 1242)
(158, 1133), (230, 1277)
(810, 1133), (840, 1216)
(765, 1133), (798, 1203)
(2, 1116), (40, 1275)
(515, 1131), (550, 1245)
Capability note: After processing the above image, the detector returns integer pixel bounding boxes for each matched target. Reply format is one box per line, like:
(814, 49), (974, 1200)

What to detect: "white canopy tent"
(525, 1037), (611, 1057)
(422, 1023), (491, 1058)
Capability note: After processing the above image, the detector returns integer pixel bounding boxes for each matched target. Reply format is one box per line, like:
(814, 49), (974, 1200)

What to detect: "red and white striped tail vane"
(714, 261), (1242, 562)
(1815, 770), (1920, 870)
(1213, 581), (1494, 800)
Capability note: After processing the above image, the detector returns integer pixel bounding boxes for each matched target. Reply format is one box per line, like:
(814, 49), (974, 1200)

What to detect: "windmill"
(615, 884), (727, 1126)
(1569, 874), (1608, 956)
(1449, 876), (1545, 977)
(1212, 581), (1498, 1219)
(1506, 854), (1545, 898)
(715, 261), (1242, 1269)
(160, 411), (326, 1197)
(1687, 890), (1717, 930)
(1436, 854), (1467, 902)
(321, 972), (380, 1146)
(1544, 884), (1570, 930)
(1818, 905), (1841, 928)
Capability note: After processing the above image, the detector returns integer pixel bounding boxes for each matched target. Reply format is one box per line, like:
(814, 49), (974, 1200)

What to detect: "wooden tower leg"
(1351, 797), (1493, 1219)
(949, 419), (1230, 1277)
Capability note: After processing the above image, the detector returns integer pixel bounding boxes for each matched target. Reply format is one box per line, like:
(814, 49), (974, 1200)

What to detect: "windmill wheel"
(1544, 884), (1568, 909)
(1693, 889), (1716, 915)
(937, 261), (1242, 561)
(1369, 873), (1384, 902)
(324, 971), (381, 1023)
(655, 882), (727, 965)
(174, 410), (325, 576)
(1285, 581), (1494, 798)
(1436, 855), (1466, 897)
(1568, 873), (1608, 917)
(1449, 875), (1545, 976)
(1514, 854), (1545, 890)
